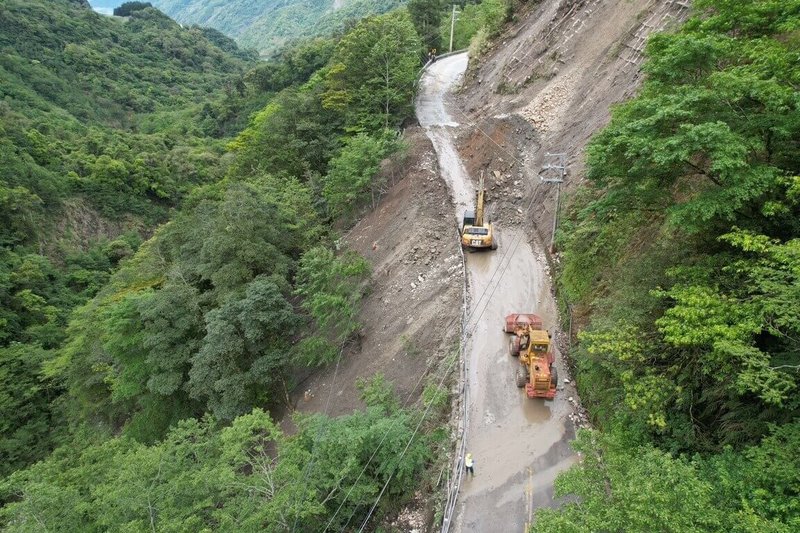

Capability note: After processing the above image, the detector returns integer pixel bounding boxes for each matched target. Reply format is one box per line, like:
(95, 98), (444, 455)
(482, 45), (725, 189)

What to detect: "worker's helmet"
(466, 453), (472, 459)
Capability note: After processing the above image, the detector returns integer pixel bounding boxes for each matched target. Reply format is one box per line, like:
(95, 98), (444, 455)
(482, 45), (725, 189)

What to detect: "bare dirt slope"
(289, 127), (462, 419)
(457, 0), (691, 247)
(288, 0), (692, 416)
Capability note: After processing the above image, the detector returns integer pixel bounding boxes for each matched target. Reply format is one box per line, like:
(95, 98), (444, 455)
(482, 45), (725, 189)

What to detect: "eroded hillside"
(292, 1), (696, 530)
(457, 0), (691, 246)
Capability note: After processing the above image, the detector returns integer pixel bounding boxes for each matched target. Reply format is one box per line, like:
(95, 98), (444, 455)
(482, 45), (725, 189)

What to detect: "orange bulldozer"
(504, 313), (557, 399)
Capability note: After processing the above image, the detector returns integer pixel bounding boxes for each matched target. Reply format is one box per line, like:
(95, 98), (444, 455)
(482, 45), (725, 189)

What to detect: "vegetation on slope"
(536, 1), (800, 530)
(1, 0), (461, 529)
(153, 0), (506, 58)
(0, 0), (262, 474)
(0, 384), (439, 532)
(152, 0), (406, 57)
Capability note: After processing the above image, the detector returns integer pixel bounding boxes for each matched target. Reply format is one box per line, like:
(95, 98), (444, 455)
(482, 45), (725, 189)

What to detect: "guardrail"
(415, 55), (471, 532)
(440, 223), (470, 532)
(422, 49), (469, 71)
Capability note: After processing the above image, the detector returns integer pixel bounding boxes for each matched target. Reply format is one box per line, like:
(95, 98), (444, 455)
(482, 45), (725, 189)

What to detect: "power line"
(312, 53), (556, 532)
(321, 344), (446, 532)
(289, 339), (347, 533)
(356, 347), (461, 532)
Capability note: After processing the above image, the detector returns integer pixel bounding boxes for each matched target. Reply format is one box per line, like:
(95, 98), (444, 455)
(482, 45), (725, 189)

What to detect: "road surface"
(416, 53), (578, 532)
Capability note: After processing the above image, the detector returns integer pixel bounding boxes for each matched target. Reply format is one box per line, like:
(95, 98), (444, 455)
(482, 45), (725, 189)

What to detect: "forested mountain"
(1, 0), (446, 528)
(5, 0), (796, 530)
(0, 0), (265, 474)
(151, 0), (405, 56)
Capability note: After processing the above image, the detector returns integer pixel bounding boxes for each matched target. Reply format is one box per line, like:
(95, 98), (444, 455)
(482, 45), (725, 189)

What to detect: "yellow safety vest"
(465, 456), (474, 467)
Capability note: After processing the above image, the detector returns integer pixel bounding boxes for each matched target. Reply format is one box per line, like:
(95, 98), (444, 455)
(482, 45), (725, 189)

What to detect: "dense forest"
(0, 0), (491, 530)
(535, 1), (800, 531)
(149, 0), (507, 57)
(0, 0), (261, 472)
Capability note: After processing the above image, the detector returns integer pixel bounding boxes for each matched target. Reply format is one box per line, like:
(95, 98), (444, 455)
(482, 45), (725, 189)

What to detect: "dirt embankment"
(289, 128), (462, 418)
(456, 0), (691, 250)
(288, 0), (693, 415)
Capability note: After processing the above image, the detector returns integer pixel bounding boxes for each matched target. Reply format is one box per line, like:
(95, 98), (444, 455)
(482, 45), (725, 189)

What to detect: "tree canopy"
(544, 0), (800, 529)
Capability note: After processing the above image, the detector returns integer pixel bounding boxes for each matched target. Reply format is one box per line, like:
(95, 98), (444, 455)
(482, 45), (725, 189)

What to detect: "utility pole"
(449, 4), (460, 53)
(538, 153), (567, 252)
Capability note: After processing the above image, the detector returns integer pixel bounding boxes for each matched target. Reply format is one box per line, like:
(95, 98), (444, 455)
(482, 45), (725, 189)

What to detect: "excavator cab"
(462, 210), (476, 228)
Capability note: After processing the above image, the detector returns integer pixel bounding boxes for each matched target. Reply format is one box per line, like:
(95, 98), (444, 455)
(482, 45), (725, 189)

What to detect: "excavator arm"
(475, 173), (486, 226)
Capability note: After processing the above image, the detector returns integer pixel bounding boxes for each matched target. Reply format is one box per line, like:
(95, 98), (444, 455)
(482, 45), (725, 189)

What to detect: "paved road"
(416, 53), (577, 533)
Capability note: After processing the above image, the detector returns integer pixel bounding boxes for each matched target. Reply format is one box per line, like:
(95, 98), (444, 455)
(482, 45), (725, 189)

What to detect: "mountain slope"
(0, 0), (258, 229)
(0, 0), (260, 473)
(152, 0), (403, 56)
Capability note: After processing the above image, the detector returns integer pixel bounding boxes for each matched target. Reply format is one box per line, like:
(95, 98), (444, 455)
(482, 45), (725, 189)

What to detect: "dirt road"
(417, 53), (578, 532)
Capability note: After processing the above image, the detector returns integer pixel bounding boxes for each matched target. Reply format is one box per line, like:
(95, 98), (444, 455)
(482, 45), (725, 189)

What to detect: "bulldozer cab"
(529, 330), (550, 355)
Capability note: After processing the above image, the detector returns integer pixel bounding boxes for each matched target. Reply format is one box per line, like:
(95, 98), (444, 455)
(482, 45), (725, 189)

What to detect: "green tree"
(0, 404), (433, 532)
(189, 277), (297, 420)
(444, 0), (506, 51)
(227, 86), (343, 179)
(704, 422), (800, 531)
(138, 283), (205, 399)
(176, 181), (295, 297)
(322, 131), (398, 219)
(0, 343), (64, 477)
(324, 11), (423, 130)
(533, 430), (724, 533)
(113, 2), (153, 17)
(294, 246), (370, 366)
(407, 0), (444, 52)
(0, 185), (43, 247)
(557, 0), (800, 452)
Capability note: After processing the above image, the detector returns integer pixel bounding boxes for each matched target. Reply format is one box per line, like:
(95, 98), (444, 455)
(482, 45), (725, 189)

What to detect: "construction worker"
(465, 453), (474, 476)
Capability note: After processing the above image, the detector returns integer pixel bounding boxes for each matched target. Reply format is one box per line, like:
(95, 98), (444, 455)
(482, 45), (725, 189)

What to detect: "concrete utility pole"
(538, 153), (567, 252)
(449, 4), (460, 53)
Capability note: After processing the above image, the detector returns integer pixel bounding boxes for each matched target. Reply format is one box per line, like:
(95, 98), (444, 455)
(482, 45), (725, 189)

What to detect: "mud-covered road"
(417, 53), (578, 532)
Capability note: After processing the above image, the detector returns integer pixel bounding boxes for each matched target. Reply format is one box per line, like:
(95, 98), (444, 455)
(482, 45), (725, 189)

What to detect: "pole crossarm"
(537, 151), (568, 252)
(538, 152), (566, 183)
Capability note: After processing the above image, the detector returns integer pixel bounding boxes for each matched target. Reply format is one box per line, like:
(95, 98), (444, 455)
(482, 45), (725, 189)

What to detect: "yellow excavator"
(461, 172), (497, 251)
